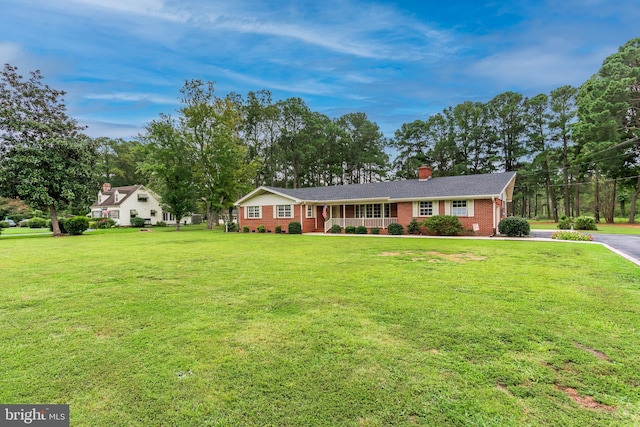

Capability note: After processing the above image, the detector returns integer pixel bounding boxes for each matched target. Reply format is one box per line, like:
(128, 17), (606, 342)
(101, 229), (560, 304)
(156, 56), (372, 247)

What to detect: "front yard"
(1, 228), (638, 426)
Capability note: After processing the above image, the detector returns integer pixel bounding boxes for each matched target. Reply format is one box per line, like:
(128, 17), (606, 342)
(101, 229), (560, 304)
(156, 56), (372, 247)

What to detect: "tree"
(575, 38), (640, 223)
(0, 64), (97, 236)
(139, 114), (197, 231)
(488, 91), (528, 172)
(549, 85), (578, 217)
(180, 80), (256, 229)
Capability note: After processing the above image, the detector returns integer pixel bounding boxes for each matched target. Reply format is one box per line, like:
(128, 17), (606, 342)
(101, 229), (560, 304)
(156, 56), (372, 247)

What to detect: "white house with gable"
(90, 184), (192, 226)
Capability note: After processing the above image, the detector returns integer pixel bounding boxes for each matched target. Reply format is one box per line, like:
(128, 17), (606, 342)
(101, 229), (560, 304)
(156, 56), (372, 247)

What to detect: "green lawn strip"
(528, 221), (640, 235)
(1, 227), (52, 235)
(0, 231), (638, 426)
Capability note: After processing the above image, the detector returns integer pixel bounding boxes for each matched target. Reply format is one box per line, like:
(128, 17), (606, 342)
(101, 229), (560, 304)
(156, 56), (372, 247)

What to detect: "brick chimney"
(102, 183), (112, 192)
(418, 165), (432, 181)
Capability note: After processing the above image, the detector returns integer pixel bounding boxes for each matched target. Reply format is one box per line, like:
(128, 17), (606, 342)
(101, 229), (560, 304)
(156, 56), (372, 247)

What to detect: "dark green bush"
(155, 221), (167, 227)
(574, 216), (597, 230)
(226, 222), (237, 232)
(48, 218), (68, 233)
(0, 221), (9, 228)
(130, 217), (146, 228)
(64, 216), (89, 235)
(388, 223), (404, 235)
(345, 225), (356, 234)
(498, 216), (530, 237)
(407, 218), (421, 235)
(28, 217), (47, 228)
(275, 225), (282, 234)
(257, 225), (266, 233)
(288, 222), (302, 234)
(422, 215), (464, 236)
(557, 216), (573, 230)
(330, 224), (342, 234)
(243, 226), (249, 233)
(355, 225), (367, 234)
(370, 227), (380, 234)
(95, 218), (116, 229)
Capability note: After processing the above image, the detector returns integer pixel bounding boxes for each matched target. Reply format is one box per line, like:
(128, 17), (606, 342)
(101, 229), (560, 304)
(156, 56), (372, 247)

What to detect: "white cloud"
(85, 92), (177, 105)
(0, 42), (22, 64)
(65, 0), (188, 22)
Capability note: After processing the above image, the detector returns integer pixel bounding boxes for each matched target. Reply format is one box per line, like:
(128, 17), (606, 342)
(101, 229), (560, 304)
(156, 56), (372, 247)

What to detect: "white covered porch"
(321, 202), (398, 232)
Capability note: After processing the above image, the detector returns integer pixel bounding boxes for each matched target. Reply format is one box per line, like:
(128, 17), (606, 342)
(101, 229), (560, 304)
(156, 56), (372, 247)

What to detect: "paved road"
(530, 230), (640, 266)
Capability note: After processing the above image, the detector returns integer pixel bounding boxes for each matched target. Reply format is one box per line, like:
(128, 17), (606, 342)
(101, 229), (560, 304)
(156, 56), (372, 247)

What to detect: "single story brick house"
(235, 166), (516, 236)
(90, 184), (192, 226)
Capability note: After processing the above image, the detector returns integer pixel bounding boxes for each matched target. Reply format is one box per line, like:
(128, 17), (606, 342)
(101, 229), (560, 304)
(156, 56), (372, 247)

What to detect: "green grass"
(528, 220), (640, 235)
(1, 226), (52, 235)
(1, 228), (639, 426)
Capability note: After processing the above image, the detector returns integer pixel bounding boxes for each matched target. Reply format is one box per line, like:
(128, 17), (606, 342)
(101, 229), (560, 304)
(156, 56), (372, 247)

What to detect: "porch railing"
(324, 217), (398, 232)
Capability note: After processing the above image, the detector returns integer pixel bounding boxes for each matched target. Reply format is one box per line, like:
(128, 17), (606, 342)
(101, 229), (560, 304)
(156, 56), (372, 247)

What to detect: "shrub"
(0, 221), (9, 228)
(95, 218), (116, 229)
(257, 225), (266, 233)
(88, 221), (96, 229)
(407, 218), (421, 235)
(330, 224), (342, 234)
(388, 223), (404, 235)
(551, 231), (593, 241)
(288, 222), (302, 234)
(557, 216), (573, 230)
(226, 222), (237, 232)
(574, 216), (597, 231)
(422, 215), (464, 236)
(275, 225), (282, 234)
(48, 218), (68, 234)
(27, 217), (47, 228)
(64, 216), (89, 235)
(243, 226), (249, 233)
(498, 216), (530, 237)
(370, 227), (380, 234)
(345, 225), (356, 234)
(355, 225), (367, 234)
(155, 221), (167, 227)
(19, 219), (29, 227)
(130, 217), (146, 227)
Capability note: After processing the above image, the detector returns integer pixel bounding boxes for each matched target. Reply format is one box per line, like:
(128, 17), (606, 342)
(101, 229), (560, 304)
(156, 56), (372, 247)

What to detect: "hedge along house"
(90, 184), (192, 226)
(235, 166), (517, 236)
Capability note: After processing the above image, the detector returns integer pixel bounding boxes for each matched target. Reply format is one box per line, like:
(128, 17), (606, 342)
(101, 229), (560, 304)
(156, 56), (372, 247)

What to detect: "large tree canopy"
(0, 64), (97, 235)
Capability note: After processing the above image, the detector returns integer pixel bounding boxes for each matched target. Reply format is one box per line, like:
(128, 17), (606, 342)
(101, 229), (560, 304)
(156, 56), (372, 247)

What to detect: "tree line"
(1, 38), (639, 232)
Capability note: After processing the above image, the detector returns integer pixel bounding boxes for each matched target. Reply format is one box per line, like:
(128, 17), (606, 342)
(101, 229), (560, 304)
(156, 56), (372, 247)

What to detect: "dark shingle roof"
(260, 172), (516, 202)
(91, 185), (142, 208)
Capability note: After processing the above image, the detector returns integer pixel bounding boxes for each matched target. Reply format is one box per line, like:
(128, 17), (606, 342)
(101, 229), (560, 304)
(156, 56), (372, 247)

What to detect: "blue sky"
(1, 0), (638, 140)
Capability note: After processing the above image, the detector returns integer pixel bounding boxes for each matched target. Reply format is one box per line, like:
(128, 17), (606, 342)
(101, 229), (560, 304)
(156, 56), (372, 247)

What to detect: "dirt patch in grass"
(573, 342), (612, 362)
(555, 385), (615, 411)
(497, 383), (512, 395)
(378, 251), (486, 263)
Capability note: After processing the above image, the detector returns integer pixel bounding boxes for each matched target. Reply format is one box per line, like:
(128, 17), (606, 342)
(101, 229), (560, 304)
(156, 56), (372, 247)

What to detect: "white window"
(277, 205), (292, 218)
(306, 205), (314, 218)
(452, 200), (467, 216)
(419, 201), (433, 216)
(247, 206), (261, 219)
(355, 204), (386, 218)
(163, 212), (175, 221)
(108, 210), (120, 219)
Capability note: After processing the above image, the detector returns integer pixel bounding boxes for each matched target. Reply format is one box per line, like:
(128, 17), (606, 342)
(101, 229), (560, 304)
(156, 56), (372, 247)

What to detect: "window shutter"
(444, 201), (451, 215)
(433, 201), (440, 216)
(412, 202), (418, 217)
(243, 207), (247, 219)
(467, 200), (474, 217)
(273, 205), (277, 218)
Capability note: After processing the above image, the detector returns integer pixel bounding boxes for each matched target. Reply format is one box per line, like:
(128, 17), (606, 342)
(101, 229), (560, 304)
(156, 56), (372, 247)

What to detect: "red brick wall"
(239, 205), (304, 233)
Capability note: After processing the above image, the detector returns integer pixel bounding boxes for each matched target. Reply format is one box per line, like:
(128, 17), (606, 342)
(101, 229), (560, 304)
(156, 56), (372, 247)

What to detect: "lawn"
(1, 228), (639, 426)
(528, 220), (640, 235)
(1, 226), (52, 235)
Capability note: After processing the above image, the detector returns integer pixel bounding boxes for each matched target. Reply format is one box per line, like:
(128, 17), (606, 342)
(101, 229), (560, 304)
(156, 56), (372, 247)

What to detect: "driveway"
(530, 230), (640, 266)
